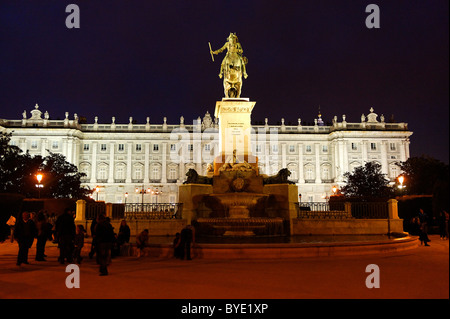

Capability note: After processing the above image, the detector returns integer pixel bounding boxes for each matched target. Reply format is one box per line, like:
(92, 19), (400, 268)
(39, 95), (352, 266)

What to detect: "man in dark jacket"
(14, 212), (37, 266)
(180, 225), (195, 260)
(94, 214), (115, 275)
(55, 208), (76, 264)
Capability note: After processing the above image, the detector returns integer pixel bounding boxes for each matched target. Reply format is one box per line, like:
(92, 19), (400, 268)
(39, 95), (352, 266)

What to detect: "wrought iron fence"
(85, 202), (106, 220)
(296, 202), (349, 219)
(296, 201), (389, 219)
(350, 202), (388, 219)
(124, 203), (183, 220)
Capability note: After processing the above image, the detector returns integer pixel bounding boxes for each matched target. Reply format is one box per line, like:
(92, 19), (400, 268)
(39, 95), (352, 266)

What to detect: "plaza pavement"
(0, 235), (448, 301)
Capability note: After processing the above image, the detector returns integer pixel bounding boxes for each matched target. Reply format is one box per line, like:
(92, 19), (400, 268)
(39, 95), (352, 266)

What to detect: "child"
(73, 225), (86, 264)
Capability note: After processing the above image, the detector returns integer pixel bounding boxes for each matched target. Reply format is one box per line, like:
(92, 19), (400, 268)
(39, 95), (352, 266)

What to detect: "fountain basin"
(195, 217), (285, 237)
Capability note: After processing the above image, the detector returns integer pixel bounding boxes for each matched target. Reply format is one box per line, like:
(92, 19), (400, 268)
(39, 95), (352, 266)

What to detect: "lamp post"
(124, 192), (128, 204)
(151, 188), (162, 204)
(95, 186), (100, 201)
(35, 173), (44, 198)
(136, 185), (150, 211)
(397, 175), (405, 194)
(332, 186), (338, 195)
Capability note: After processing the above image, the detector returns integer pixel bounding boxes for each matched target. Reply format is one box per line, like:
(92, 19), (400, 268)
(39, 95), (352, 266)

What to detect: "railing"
(124, 203), (183, 220)
(85, 202), (106, 220)
(296, 201), (389, 219)
(351, 202), (388, 219)
(296, 202), (349, 219)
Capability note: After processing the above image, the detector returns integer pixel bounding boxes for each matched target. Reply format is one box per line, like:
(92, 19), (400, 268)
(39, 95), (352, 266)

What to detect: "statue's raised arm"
(209, 33), (248, 98)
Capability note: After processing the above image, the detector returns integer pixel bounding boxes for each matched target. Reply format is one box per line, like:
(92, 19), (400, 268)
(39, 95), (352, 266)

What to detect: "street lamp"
(95, 186), (100, 201)
(135, 185), (150, 210)
(35, 173), (44, 198)
(150, 188), (162, 204)
(397, 175), (405, 189)
(124, 192), (128, 204)
(332, 186), (338, 195)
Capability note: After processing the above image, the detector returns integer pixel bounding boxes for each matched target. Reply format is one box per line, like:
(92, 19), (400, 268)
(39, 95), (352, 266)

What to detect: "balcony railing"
(124, 203), (183, 220)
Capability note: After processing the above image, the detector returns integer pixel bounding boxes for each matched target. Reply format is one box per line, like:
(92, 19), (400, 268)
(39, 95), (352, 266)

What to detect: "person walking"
(418, 208), (430, 246)
(180, 225), (195, 260)
(6, 214), (16, 243)
(35, 211), (49, 261)
(55, 208), (76, 264)
(94, 214), (115, 276)
(73, 225), (86, 264)
(14, 212), (37, 266)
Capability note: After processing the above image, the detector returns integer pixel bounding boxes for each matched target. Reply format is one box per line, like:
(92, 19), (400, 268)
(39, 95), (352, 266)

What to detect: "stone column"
(298, 144), (304, 183)
(388, 199), (399, 219)
(90, 142), (97, 184)
(380, 140), (388, 175)
(144, 142), (150, 183)
(108, 142), (115, 183)
(126, 142), (132, 183)
(161, 142), (167, 183)
(75, 199), (86, 222)
(315, 143), (321, 184)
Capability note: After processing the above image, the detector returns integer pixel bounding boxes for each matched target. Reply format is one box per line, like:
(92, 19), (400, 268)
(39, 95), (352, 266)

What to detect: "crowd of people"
(408, 208), (449, 246)
(4, 208), (197, 275)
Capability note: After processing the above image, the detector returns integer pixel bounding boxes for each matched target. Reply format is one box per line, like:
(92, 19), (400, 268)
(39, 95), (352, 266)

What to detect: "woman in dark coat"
(14, 212), (37, 266)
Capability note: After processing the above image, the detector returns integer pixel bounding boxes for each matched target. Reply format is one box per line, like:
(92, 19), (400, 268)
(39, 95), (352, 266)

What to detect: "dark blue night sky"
(0, 1), (448, 163)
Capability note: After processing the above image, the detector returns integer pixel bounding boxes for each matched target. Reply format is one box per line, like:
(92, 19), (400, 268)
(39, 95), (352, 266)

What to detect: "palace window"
(256, 145), (262, 153)
(204, 144), (211, 151)
(134, 167), (142, 180)
(389, 143), (396, 151)
(169, 167), (177, 180)
(289, 145), (295, 153)
(100, 144), (107, 151)
(118, 144), (124, 152)
(306, 145), (312, 153)
(98, 166), (107, 180)
(153, 144), (159, 152)
(370, 143), (377, 150)
(322, 145), (328, 153)
(170, 144), (176, 151)
(151, 166), (161, 180)
(83, 144), (90, 151)
(52, 141), (59, 149)
(135, 144), (142, 152)
(351, 143), (357, 150)
(31, 141), (38, 149)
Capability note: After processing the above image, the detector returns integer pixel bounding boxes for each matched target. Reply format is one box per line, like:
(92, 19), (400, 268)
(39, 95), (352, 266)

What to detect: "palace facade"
(0, 103), (412, 203)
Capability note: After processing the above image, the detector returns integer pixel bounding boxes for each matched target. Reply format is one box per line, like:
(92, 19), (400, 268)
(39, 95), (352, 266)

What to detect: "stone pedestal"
(214, 98), (256, 173)
(178, 184), (213, 225)
(263, 184), (299, 234)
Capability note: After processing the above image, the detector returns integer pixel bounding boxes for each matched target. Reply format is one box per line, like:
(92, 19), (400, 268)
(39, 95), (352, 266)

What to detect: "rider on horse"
(211, 33), (248, 80)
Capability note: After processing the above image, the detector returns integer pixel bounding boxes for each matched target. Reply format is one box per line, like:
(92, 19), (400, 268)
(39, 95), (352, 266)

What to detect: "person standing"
(418, 208), (430, 246)
(55, 208), (76, 264)
(14, 212), (37, 266)
(180, 225), (195, 260)
(116, 220), (130, 256)
(94, 214), (115, 276)
(35, 211), (49, 261)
